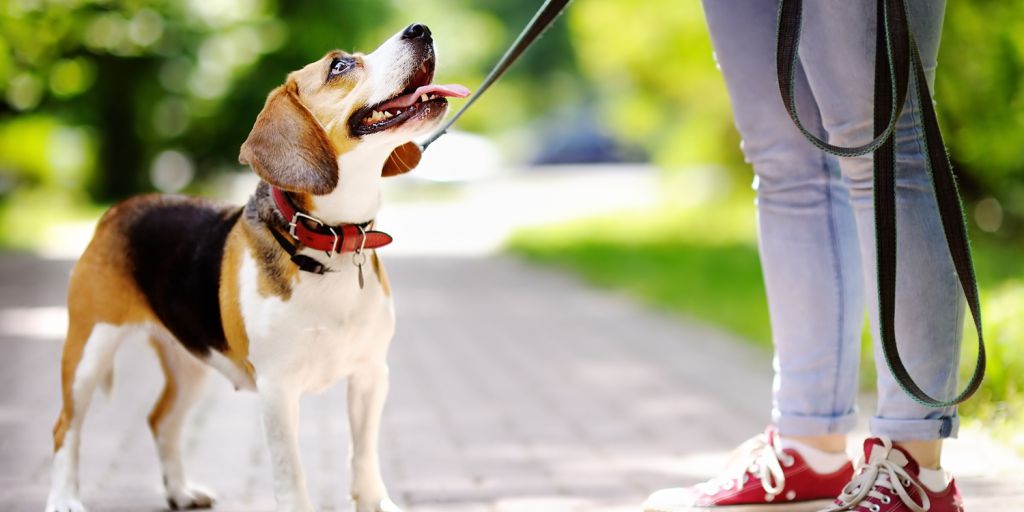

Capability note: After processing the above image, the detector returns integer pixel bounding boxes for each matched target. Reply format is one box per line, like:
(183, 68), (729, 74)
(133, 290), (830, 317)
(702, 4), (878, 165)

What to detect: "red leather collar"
(271, 187), (392, 254)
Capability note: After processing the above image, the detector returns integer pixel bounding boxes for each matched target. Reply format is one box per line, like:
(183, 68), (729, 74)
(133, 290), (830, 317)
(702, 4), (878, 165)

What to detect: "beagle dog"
(45, 24), (468, 512)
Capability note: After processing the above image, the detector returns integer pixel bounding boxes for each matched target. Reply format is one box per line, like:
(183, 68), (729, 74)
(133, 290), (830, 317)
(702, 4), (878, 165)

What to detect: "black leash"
(776, 0), (985, 408)
(419, 0), (573, 151)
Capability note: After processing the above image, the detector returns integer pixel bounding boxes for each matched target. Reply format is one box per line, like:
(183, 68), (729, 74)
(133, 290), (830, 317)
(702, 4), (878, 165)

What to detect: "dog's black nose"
(402, 23), (431, 41)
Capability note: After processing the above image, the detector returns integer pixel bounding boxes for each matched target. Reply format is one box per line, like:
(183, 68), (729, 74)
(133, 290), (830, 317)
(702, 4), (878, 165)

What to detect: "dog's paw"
(166, 483), (216, 510)
(354, 497), (402, 512)
(45, 495), (87, 512)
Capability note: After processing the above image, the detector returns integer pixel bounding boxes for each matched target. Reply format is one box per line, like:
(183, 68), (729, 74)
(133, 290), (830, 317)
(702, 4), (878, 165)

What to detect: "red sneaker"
(821, 437), (965, 512)
(644, 427), (854, 511)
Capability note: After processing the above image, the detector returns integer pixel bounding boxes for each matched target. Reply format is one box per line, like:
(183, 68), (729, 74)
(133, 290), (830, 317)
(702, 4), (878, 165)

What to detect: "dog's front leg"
(348, 363), (400, 512)
(259, 381), (315, 512)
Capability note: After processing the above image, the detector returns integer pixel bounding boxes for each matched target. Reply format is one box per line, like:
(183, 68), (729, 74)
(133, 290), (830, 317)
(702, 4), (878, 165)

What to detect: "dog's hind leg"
(148, 337), (215, 510)
(348, 363), (400, 512)
(47, 322), (127, 512)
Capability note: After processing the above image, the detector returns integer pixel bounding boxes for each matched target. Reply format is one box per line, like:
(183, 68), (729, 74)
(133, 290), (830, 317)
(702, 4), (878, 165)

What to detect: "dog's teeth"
(383, 111), (393, 118)
(420, 94), (428, 103)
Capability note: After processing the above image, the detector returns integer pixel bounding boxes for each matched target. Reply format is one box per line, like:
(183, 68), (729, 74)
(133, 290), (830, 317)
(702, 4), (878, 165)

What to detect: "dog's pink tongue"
(378, 84), (470, 111)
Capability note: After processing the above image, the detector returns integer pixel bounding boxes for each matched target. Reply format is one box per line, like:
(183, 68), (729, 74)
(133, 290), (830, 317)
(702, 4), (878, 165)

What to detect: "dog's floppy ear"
(239, 81), (338, 194)
(381, 142), (422, 177)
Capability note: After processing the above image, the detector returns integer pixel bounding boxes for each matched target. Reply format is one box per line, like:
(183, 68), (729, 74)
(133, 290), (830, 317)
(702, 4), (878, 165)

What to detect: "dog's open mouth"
(350, 56), (469, 136)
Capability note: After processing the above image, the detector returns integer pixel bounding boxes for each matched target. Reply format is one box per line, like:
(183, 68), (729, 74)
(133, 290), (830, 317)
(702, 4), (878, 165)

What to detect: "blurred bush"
(568, 0), (741, 173)
(935, 1), (1024, 229)
(0, 1), (1021, 245)
(0, 0), (583, 246)
(565, 1), (1024, 234)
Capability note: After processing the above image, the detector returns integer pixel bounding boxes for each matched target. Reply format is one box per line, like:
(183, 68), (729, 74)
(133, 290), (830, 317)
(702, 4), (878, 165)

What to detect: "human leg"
(797, 0), (961, 452)
(645, 4), (864, 509)
(703, 0), (865, 441)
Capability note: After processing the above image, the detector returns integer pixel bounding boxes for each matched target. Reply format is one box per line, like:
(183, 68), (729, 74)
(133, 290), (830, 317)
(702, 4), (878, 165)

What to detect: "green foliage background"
(0, 0), (587, 239)
(3, 1), (1021, 230)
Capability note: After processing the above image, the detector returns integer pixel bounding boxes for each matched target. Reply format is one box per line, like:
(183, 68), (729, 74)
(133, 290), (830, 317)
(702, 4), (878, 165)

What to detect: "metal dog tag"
(353, 250), (366, 290)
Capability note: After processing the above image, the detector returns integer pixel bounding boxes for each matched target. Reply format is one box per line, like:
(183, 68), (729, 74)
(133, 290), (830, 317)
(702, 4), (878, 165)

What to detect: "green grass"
(0, 187), (106, 251)
(508, 190), (1024, 452)
(511, 195), (771, 348)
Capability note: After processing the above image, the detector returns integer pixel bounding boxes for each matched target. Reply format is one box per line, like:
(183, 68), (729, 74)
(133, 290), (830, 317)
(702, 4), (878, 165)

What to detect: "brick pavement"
(0, 254), (1021, 511)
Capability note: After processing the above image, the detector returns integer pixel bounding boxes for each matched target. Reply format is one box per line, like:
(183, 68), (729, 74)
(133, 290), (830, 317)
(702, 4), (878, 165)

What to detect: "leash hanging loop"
(776, 0), (985, 408)
(775, 0), (910, 158)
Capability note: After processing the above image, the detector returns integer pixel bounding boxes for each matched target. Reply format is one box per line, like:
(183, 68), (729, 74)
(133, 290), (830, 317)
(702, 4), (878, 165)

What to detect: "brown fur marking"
(53, 200), (157, 451)
(241, 184), (302, 300)
(252, 230), (299, 300)
(219, 222), (258, 379)
(239, 80), (339, 195)
(147, 339), (178, 434)
(371, 252), (391, 297)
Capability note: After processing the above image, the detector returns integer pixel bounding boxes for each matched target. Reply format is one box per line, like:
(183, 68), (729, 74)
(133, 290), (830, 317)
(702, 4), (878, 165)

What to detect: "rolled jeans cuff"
(773, 409), (859, 437)
(869, 415), (959, 440)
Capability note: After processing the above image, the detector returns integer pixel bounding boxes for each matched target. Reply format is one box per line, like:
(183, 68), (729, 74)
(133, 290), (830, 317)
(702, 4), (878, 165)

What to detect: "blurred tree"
(0, 0), (584, 211)
(935, 0), (1024, 228)
(566, 1), (1024, 232)
(0, 0), (1020, 240)
(567, 0), (742, 174)
(1, 0), (294, 200)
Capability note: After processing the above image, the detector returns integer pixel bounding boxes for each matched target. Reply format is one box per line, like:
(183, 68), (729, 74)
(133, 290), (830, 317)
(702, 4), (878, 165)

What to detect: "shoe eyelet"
(870, 504), (881, 512)
(782, 456), (795, 467)
(881, 496), (892, 504)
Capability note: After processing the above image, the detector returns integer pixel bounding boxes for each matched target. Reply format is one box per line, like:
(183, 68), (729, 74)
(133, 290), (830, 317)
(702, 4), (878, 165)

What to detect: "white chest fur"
(236, 250), (395, 393)
(309, 147), (390, 224)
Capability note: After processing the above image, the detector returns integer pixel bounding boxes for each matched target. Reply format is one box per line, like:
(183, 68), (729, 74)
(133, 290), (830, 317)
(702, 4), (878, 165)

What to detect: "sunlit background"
(2, 0), (1021, 240)
(1, 1), (1023, 509)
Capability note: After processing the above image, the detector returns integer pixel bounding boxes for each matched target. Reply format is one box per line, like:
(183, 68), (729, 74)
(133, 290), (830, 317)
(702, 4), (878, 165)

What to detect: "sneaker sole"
(643, 499), (833, 512)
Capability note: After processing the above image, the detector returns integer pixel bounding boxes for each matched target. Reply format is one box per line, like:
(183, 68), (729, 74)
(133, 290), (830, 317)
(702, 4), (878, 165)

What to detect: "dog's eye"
(329, 58), (353, 77)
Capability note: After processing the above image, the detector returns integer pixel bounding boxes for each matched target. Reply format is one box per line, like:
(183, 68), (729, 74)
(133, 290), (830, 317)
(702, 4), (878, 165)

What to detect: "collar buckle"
(288, 211), (340, 257)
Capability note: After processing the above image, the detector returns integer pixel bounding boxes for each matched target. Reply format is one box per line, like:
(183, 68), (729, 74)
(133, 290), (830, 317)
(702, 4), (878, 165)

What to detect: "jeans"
(702, 0), (963, 440)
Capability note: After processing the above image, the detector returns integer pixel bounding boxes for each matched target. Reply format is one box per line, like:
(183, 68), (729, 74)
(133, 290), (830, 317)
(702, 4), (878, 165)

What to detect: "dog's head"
(239, 24), (469, 195)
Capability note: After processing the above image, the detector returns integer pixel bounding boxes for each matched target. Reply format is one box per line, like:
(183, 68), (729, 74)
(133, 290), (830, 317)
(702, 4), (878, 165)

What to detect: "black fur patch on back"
(125, 196), (242, 355)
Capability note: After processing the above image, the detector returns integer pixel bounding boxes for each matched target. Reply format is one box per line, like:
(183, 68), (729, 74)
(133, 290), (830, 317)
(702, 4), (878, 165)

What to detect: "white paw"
(354, 497), (402, 512)
(45, 495), (87, 512)
(166, 483), (216, 510)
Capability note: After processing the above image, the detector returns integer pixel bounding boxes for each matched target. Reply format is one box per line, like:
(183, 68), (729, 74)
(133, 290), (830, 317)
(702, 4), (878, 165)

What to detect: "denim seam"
(823, 152), (846, 434)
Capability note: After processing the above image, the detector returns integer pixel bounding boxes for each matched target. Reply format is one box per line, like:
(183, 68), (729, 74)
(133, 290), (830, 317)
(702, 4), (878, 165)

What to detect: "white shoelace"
(823, 438), (930, 512)
(698, 430), (794, 497)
